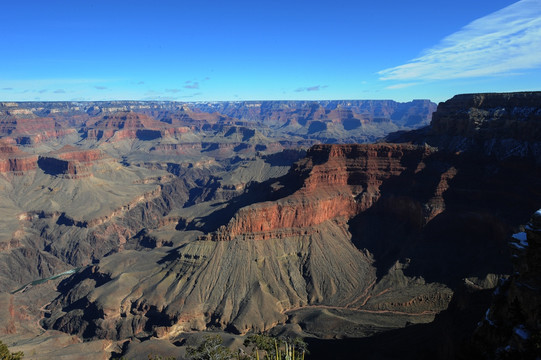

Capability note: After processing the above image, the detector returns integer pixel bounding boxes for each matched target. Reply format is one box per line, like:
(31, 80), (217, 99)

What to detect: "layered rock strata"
(0, 117), (76, 144)
(389, 92), (541, 162)
(210, 143), (434, 241)
(3, 93), (541, 358)
(37, 147), (108, 178)
(44, 143), (457, 340)
(0, 141), (37, 174)
(82, 112), (189, 141)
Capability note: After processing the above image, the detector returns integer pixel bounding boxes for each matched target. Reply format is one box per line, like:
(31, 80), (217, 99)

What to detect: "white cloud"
(379, 0), (541, 81)
(385, 82), (420, 90)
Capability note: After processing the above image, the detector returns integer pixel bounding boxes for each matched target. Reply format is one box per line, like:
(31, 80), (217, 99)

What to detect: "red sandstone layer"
(37, 147), (110, 178)
(212, 143), (436, 240)
(0, 117), (76, 144)
(0, 142), (38, 173)
(82, 111), (190, 141)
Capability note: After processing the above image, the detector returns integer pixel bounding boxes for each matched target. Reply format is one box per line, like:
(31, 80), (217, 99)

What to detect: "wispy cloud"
(184, 82), (199, 89)
(379, 0), (541, 81)
(137, 81), (145, 85)
(165, 88), (182, 93)
(295, 85), (328, 92)
(53, 89), (66, 94)
(2, 87), (13, 91)
(94, 86), (107, 90)
(385, 82), (420, 90)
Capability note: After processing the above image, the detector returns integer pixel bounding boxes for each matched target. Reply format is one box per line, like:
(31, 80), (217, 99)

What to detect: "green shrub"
(186, 335), (235, 360)
(0, 341), (24, 360)
(187, 334), (308, 360)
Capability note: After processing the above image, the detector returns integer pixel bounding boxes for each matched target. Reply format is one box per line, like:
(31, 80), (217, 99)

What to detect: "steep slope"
(387, 91), (541, 161)
(82, 111), (190, 141)
(43, 143), (455, 340)
(2, 93), (540, 359)
(0, 116), (76, 145)
(471, 210), (541, 359)
(40, 93), (541, 354)
(0, 98), (437, 357)
(0, 140), (37, 174)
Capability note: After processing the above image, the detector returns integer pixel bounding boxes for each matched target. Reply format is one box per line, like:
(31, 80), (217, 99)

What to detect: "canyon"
(0, 93), (539, 359)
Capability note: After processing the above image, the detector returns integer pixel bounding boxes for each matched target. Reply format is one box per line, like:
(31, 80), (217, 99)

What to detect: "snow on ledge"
(514, 325), (530, 340)
(510, 231), (528, 249)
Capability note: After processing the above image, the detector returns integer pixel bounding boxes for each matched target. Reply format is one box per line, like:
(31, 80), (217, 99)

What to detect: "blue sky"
(1, 0), (540, 103)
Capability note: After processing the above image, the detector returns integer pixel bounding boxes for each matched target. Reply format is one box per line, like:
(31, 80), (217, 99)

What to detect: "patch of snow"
(514, 325), (530, 340)
(516, 282), (538, 291)
(511, 107), (535, 117)
(496, 345), (513, 354)
(525, 209), (541, 230)
(510, 232), (528, 249)
(510, 243), (525, 250)
(485, 309), (495, 326)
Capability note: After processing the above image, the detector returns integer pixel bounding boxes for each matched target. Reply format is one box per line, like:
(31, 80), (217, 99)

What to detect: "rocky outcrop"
(0, 156), (38, 174)
(0, 117), (57, 134)
(211, 143), (435, 241)
(431, 92), (541, 140)
(389, 92), (541, 162)
(0, 141), (37, 174)
(82, 111), (189, 141)
(471, 210), (541, 359)
(37, 147), (108, 178)
(0, 117), (76, 144)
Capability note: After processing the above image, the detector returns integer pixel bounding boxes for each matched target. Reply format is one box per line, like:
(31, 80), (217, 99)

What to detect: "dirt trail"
(283, 303), (437, 317)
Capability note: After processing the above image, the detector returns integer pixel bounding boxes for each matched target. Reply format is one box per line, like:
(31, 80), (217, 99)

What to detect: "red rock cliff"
(0, 141), (38, 173)
(37, 147), (108, 178)
(212, 143), (435, 240)
(0, 117), (76, 144)
(83, 111), (190, 141)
